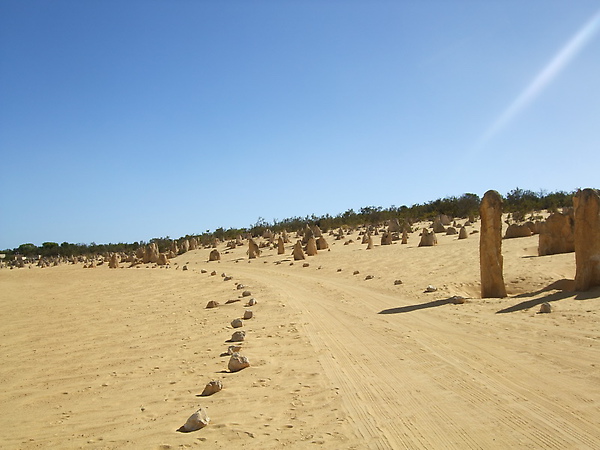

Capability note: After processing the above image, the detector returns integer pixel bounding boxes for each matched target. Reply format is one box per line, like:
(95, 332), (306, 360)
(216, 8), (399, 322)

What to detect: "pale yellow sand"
(1, 221), (599, 449)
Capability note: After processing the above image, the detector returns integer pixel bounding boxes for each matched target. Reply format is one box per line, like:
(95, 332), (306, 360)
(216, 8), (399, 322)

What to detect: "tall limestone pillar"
(574, 188), (600, 291)
(480, 190), (507, 298)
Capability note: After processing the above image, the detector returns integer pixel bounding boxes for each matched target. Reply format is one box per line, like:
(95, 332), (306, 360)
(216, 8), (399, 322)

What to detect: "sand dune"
(1, 221), (599, 449)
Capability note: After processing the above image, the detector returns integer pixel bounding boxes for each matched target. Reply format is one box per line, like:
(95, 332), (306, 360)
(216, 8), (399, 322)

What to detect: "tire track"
(232, 265), (600, 449)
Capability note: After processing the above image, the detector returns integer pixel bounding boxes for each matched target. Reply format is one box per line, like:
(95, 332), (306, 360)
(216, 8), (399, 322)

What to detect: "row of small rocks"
(181, 280), (257, 432)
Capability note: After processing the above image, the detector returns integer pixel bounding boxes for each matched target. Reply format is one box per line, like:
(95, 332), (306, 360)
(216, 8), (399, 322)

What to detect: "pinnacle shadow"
(496, 283), (599, 314)
(378, 298), (453, 315)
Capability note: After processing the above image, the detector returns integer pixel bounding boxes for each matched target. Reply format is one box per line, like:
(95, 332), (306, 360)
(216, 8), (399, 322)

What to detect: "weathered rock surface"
(248, 239), (261, 259)
(504, 223), (533, 239)
(227, 345), (242, 355)
(201, 380), (223, 396)
(208, 249), (220, 261)
(144, 243), (160, 264)
(388, 218), (401, 233)
(401, 230), (408, 244)
(380, 232), (392, 246)
(538, 210), (575, 256)
(432, 218), (446, 233)
(574, 188), (600, 291)
(305, 237), (318, 256)
(231, 330), (246, 342)
(108, 253), (120, 269)
(539, 302), (552, 313)
(156, 253), (169, 266)
(480, 190), (507, 298)
(228, 353), (250, 372)
(182, 407), (210, 431)
(293, 241), (305, 260)
(450, 295), (466, 304)
(316, 236), (329, 250)
(418, 228), (437, 247)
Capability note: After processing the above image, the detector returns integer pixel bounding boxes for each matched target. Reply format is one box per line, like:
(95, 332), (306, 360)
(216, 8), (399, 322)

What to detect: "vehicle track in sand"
(231, 264), (600, 449)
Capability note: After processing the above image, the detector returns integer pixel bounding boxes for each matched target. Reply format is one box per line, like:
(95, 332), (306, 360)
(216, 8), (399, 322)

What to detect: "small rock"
(224, 276), (233, 281)
(365, 275), (374, 280)
(231, 330), (246, 342)
(337, 268), (342, 272)
(243, 310), (253, 320)
(226, 298), (241, 304)
(231, 318), (243, 328)
(201, 380), (223, 396)
(394, 279), (403, 285)
(206, 300), (220, 309)
(210, 271), (217, 276)
(539, 302), (552, 313)
(227, 345), (242, 355)
(237, 284), (245, 289)
(228, 353), (250, 372)
(303, 263), (310, 267)
(247, 298), (257, 306)
(425, 285), (437, 292)
(450, 295), (466, 304)
(200, 269), (207, 274)
(182, 407), (210, 432)
(353, 270), (360, 275)
(242, 290), (251, 297)
(182, 265), (188, 271)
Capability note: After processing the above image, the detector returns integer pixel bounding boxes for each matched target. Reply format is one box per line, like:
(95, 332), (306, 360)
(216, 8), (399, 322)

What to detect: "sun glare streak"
(477, 9), (600, 147)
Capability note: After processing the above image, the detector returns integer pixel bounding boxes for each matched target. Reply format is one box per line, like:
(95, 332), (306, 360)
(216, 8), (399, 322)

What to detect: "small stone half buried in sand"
(450, 295), (466, 304)
(247, 298), (257, 306)
(242, 290), (251, 297)
(200, 380), (223, 396)
(243, 310), (253, 320)
(206, 300), (219, 309)
(425, 285), (437, 292)
(227, 345), (242, 355)
(231, 318), (243, 328)
(228, 353), (250, 372)
(181, 407), (210, 432)
(539, 302), (552, 313)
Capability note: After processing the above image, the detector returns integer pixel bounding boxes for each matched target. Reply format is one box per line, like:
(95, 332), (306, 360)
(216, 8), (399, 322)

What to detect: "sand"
(1, 220), (599, 449)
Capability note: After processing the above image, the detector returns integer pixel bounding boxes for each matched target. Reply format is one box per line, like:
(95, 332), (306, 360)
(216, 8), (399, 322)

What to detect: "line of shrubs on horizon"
(2, 188), (577, 259)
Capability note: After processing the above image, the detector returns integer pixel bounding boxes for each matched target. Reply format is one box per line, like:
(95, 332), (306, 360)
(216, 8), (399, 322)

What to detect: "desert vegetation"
(0, 188), (577, 259)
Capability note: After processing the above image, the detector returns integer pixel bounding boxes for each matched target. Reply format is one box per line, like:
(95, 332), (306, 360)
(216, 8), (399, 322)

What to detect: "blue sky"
(1, 1), (599, 249)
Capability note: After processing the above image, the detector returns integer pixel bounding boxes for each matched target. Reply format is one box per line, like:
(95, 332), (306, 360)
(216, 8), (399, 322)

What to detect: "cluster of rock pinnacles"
(95, 188), (600, 430)
(479, 188), (600, 299)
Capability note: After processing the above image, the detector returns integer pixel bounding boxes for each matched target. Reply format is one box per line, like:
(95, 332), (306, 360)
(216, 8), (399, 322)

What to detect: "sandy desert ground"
(1, 220), (599, 449)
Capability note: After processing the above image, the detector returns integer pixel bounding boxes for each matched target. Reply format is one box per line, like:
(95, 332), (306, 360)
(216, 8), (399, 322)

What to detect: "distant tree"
(40, 242), (59, 257)
(16, 243), (38, 257)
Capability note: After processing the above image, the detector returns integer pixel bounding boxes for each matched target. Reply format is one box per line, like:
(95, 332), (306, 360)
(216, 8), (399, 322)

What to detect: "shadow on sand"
(378, 280), (599, 316)
(378, 298), (454, 315)
(496, 279), (599, 314)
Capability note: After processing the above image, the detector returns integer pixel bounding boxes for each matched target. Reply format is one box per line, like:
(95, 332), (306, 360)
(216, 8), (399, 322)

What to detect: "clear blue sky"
(1, 1), (599, 249)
